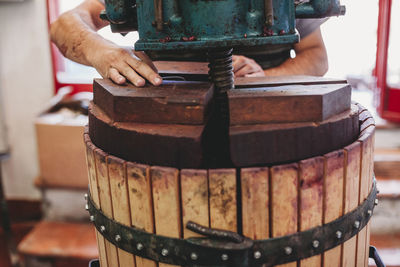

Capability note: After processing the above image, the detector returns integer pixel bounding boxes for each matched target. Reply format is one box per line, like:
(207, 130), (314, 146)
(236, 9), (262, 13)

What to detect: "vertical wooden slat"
(299, 157), (324, 267)
(270, 163), (298, 267)
(95, 149), (119, 267)
(323, 150), (345, 267)
(241, 167), (269, 240)
(209, 169), (237, 231)
(151, 166), (181, 267)
(127, 162), (156, 267)
(108, 156), (136, 267)
(362, 126), (375, 267)
(342, 142), (361, 267)
(181, 169), (209, 238)
(85, 140), (108, 267)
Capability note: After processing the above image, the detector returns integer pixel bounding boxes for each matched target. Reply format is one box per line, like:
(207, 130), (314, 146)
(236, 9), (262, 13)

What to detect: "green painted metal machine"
(101, 0), (345, 93)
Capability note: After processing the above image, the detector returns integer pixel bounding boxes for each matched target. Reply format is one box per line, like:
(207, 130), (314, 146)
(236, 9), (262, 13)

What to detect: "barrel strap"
(86, 178), (378, 267)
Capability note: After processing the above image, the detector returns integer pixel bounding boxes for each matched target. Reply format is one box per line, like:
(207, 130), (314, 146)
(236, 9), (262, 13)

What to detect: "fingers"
(115, 61), (146, 87)
(108, 67), (126, 84)
(125, 56), (162, 86)
(233, 55), (264, 77)
(134, 51), (158, 73)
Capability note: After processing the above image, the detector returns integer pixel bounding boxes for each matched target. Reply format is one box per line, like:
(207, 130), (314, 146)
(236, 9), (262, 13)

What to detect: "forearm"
(50, 3), (110, 67)
(263, 46), (328, 76)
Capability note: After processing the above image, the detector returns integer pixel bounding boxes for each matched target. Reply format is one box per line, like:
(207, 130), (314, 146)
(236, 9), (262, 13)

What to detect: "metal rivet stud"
(354, 220), (360, 229)
(84, 194), (88, 200)
(161, 249), (169, 257)
(221, 254), (229, 261)
(136, 243), (144, 251)
(190, 252), (198, 260)
(115, 235), (121, 242)
(254, 251), (262, 259)
(336, 231), (342, 239)
(89, 215), (95, 222)
(100, 225), (106, 233)
(85, 204), (89, 211)
(284, 247), (292, 255)
(367, 210), (372, 216)
(312, 240), (319, 248)
(374, 199), (379, 205)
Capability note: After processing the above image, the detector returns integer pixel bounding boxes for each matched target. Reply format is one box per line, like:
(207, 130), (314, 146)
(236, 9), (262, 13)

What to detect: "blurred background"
(0, 0), (399, 266)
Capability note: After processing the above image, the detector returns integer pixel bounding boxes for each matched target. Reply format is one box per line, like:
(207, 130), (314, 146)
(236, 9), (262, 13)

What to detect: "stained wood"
(93, 79), (214, 125)
(241, 167), (269, 240)
(342, 142), (361, 267)
(230, 105), (359, 167)
(85, 141), (108, 267)
(94, 149), (119, 267)
(228, 83), (351, 124)
(108, 156), (136, 267)
(323, 150), (344, 267)
(127, 163), (156, 267)
(151, 166), (181, 267)
(270, 163), (298, 267)
(181, 169), (209, 238)
(89, 103), (205, 169)
(299, 157), (324, 267)
(208, 169), (237, 231)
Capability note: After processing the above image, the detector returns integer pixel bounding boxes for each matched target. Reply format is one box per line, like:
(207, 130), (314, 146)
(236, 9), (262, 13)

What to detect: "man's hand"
(89, 44), (161, 86)
(232, 55), (265, 77)
(50, 0), (162, 87)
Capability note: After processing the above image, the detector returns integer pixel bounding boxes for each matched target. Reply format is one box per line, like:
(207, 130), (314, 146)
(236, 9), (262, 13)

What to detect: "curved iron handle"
(369, 246), (386, 267)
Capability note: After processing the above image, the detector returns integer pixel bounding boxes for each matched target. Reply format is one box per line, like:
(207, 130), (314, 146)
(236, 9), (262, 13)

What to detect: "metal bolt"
(312, 240), (319, 248)
(254, 251), (262, 259)
(221, 254), (229, 261)
(367, 210), (372, 216)
(354, 220), (360, 229)
(284, 247), (292, 255)
(84, 193), (88, 200)
(100, 225), (106, 233)
(85, 204), (89, 211)
(374, 199), (379, 205)
(115, 235), (121, 242)
(136, 243), (144, 251)
(190, 252), (198, 260)
(161, 249), (169, 257)
(89, 215), (95, 222)
(336, 231), (342, 239)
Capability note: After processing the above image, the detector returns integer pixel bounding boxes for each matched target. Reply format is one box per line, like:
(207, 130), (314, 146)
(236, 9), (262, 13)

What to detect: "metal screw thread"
(208, 49), (234, 93)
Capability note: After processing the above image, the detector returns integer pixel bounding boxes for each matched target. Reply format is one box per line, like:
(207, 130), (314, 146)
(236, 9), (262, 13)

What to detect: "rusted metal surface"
(93, 79), (214, 125)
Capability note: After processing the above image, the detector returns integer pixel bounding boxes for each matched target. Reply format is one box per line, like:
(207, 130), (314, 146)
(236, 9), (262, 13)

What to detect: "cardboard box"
(35, 110), (88, 189)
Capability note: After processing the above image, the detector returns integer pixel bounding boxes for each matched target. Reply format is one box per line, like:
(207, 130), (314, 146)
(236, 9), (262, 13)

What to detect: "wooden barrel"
(84, 102), (375, 267)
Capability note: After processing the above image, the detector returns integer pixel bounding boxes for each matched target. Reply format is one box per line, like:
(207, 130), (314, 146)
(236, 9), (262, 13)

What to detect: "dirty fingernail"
(154, 77), (162, 85)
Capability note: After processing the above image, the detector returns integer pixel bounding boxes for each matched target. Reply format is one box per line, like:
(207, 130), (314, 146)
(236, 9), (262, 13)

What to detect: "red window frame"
(374, 0), (400, 122)
(46, 0), (93, 95)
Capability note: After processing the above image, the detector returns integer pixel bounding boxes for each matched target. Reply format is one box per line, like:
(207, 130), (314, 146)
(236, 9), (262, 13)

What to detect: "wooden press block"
(93, 78), (214, 125)
(228, 82), (351, 125)
(127, 162), (156, 267)
(323, 150), (345, 267)
(230, 106), (359, 167)
(89, 103), (205, 169)
(241, 167), (269, 240)
(181, 169), (209, 238)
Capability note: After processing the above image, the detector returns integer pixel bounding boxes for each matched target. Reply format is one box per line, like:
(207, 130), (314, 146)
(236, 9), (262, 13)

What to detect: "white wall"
(0, 0), (54, 199)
